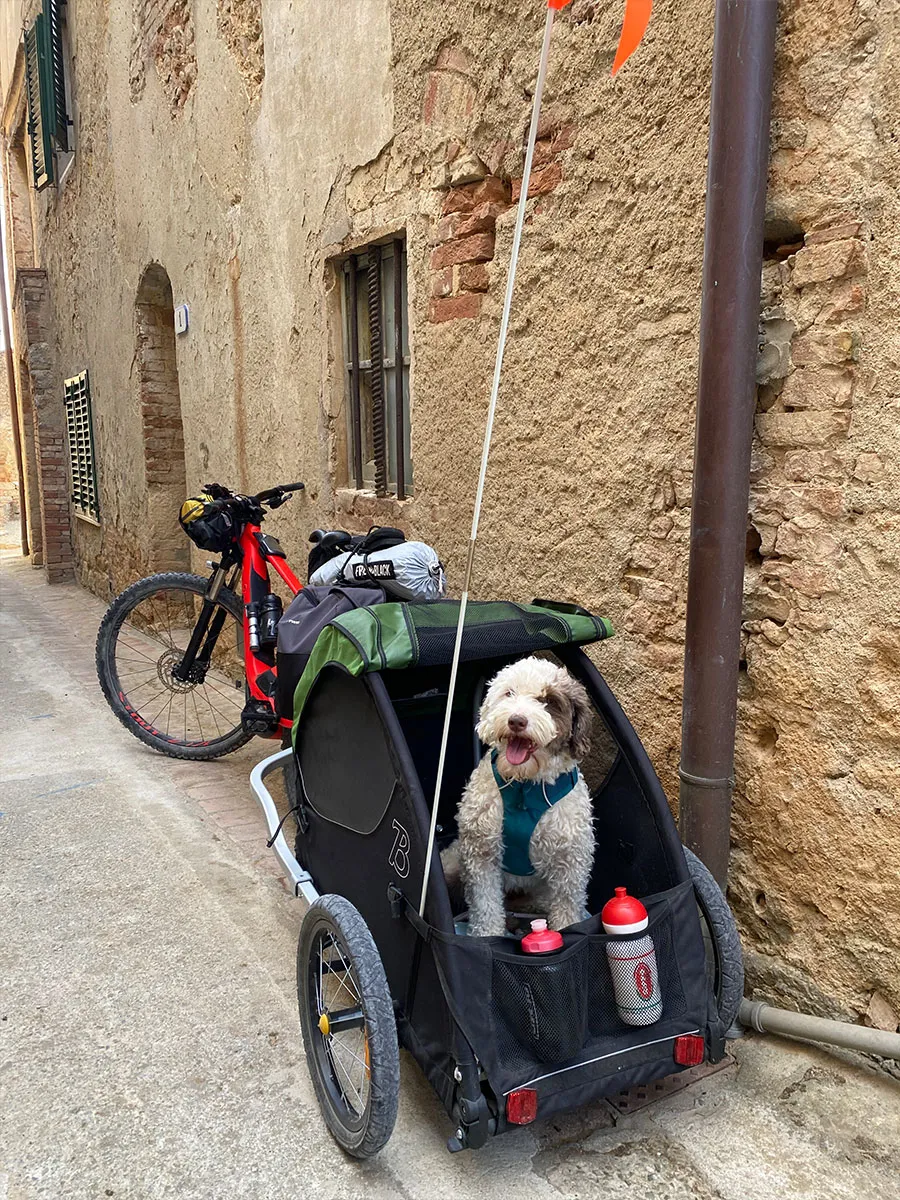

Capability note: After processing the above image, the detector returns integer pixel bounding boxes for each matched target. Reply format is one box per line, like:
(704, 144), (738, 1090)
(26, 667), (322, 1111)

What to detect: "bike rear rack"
(249, 747), (319, 905)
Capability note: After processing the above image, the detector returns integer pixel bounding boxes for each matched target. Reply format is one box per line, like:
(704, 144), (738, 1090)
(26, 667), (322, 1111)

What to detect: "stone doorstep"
(606, 1054), (737, 1115)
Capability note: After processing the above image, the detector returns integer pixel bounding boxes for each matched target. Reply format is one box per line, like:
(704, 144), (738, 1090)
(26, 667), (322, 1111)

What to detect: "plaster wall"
(3, 0), (898, 1027)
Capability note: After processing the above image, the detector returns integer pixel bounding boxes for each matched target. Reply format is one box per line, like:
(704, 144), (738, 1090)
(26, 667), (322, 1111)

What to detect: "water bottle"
(520, 918), (564, 955)
(601, 887), (663, 1025)
(259, 593), (283, 647)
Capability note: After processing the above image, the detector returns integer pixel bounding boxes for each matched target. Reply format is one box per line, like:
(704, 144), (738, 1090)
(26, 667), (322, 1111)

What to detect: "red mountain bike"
(96, 481), (306, 760)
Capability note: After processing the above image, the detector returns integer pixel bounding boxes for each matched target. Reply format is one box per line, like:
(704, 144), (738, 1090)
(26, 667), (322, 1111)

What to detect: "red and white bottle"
(521, 918), (564, 955)
(601, 888), (663, 1026)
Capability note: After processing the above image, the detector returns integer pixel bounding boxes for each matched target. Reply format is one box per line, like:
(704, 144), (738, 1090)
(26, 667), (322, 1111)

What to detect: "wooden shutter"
(366, 246), (388, 497)
(24, 17), (54, 190)
(65, 371), (100, 522)
(44, 0), (69, 152)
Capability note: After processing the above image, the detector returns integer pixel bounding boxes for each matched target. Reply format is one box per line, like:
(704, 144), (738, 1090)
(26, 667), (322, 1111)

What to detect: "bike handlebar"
(254, 481), (305, 503)
(201, 481), (305, 520)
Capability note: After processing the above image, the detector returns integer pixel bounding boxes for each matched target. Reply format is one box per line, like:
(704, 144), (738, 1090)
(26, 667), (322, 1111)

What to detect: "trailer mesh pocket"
(492, 941), (589, 1069)
(429, 880), (708, 1098)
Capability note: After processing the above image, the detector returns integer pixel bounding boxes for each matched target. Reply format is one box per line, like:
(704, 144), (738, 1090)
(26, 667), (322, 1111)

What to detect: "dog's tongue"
(506, 737), (532, 766)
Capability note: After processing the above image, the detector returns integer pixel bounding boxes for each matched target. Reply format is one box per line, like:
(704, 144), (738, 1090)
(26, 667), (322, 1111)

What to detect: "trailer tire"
(297, 895), (399, 1158)
(684, 846), (744, 1033)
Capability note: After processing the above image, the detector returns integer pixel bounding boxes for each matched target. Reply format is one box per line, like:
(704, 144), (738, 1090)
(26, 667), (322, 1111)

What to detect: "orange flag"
(611, 0), (652, 75)
(548, 0), (652, 76)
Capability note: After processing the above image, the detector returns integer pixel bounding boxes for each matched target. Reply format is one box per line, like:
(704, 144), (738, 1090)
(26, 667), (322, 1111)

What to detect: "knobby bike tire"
(297, 895), (400, 1158)
(684, 846), (745, 1032)
(96, 571), (253, 761)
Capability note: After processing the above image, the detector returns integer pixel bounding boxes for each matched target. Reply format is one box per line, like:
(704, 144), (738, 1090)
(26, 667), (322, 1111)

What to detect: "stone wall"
(130, 0), (197, 111)
(7, 0), (899, 1024)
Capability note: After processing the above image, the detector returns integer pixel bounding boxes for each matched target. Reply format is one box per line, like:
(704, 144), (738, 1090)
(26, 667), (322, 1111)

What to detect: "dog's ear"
(559, 674), (592, 760)
(544, 671), (593, 760)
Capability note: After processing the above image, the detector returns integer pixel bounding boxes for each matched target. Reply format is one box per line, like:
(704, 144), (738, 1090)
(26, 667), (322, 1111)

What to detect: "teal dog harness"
(491, 750), (579, 877)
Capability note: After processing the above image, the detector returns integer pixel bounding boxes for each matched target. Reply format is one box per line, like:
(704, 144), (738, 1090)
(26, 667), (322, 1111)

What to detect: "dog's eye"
(504, 689), (515, 698)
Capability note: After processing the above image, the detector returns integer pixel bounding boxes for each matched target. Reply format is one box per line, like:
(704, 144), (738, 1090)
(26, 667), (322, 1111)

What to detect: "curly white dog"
(442, 657), (595, 937)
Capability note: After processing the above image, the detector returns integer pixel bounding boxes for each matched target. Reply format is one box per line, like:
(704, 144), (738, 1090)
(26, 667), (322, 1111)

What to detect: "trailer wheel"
(684, 847), (744, 1033)
(297, 895), (399, 1158)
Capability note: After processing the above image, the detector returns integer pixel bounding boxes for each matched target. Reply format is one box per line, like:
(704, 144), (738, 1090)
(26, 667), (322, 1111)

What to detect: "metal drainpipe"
(679, 0), (779, 886)
(741, 1000), (900, 1060)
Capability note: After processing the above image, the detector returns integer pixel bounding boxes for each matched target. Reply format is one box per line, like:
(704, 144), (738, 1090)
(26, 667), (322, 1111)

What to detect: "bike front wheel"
(96, 572), (253, 760)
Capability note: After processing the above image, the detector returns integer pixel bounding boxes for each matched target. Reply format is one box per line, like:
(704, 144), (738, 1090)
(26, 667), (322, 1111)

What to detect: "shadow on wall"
(135, 263), (188, 572)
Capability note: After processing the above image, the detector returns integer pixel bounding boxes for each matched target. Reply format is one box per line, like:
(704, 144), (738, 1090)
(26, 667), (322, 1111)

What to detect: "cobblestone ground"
(1, 552), (898, 1200)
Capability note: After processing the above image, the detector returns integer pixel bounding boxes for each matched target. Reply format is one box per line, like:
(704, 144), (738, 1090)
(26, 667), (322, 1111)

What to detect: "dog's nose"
(508, 714), (528, 733)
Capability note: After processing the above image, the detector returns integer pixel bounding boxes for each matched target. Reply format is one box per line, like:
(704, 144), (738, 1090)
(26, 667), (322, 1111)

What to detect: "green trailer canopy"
(292, 598), (613, 733)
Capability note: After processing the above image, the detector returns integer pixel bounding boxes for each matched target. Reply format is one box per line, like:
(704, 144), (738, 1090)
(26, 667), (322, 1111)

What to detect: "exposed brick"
(805, 220), (862, 245)
(792, 329), (856, 366)
(511, 160), (562, 202)
(436, 44), (470, 73)
(531, 139), (555, 167)
(431, 208), (497, 245)
(756, 410), (851, 448)
(458, 262), (490, 292)
(442, 186), (478, 215)
(430, 231), (496, 270)
(551, 123), (577, 153)
(473, 177), (511, 206)
(780, 366), (855, 410)
(853, 452), (884, 483)
(791, 239), (867, 286)
(431, 267), (454, 298)
(429, 293), (482, 323)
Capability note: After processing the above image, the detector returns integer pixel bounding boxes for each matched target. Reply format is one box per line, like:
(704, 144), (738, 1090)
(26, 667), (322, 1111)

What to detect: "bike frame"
(175, 518), (303, 736)
(238, 521), (303, 731)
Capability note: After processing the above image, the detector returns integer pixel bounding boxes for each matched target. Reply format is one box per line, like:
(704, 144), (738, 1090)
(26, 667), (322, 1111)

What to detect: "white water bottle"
(601, 887), (663, 1026)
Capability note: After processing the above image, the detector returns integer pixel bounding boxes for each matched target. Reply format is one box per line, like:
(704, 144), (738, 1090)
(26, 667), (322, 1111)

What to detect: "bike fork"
(171, 566), (232, 683)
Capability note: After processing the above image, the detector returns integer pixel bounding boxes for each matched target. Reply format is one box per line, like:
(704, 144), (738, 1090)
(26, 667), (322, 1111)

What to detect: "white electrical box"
(174, 304), (189, 335)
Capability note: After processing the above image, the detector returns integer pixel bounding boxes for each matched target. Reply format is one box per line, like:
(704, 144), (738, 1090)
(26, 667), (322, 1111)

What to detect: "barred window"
(339, 237), (411, 498)
(64, 370), (100, 523)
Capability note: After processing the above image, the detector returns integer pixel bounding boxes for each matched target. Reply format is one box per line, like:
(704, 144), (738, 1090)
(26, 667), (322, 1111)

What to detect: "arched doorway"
(135, 264), (187, 571)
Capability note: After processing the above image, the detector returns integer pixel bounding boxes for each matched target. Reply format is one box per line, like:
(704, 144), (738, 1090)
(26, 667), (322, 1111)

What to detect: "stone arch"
(135, 263), (188, 571)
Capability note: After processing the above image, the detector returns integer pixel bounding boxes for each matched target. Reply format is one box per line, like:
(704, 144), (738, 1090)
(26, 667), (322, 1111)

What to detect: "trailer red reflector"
(674, 1034), (705, 1066)
(506, 1088), (538, 1124)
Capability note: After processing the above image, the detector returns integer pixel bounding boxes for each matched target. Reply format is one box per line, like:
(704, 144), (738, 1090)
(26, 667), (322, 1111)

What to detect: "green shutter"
(24, 18), (54, 189)
(44, 0), (69, 152)
(64, 371), (100, 522)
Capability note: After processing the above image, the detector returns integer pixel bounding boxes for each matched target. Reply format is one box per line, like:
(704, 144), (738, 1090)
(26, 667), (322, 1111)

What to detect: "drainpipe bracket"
(678, 768), (735, 790)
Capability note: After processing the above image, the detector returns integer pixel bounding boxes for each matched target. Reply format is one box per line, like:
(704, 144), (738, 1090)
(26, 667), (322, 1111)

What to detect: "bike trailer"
(251, 598), (741, 1156)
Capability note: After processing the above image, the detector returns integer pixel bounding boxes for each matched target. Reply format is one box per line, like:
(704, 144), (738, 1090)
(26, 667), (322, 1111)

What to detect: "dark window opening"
(340, 237), (411, 499)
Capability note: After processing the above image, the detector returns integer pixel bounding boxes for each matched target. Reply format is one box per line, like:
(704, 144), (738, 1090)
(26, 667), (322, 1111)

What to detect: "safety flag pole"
(418, 0), (653, 918)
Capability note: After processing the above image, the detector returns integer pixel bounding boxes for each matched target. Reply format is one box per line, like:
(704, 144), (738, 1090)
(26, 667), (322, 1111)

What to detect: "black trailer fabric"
(400, 879), (709, 1100)
(290, 624), (719, 1127)
(275, 584), (384, 718)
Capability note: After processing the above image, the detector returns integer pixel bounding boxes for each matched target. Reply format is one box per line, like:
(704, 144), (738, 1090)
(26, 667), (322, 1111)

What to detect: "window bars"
(341, 238), (411, 499)
(64, 370), (100, 522)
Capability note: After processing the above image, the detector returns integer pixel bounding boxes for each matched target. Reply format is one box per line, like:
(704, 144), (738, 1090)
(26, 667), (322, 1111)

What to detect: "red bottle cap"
(521, 919), (564, 954)
(601, 887), (649, 933)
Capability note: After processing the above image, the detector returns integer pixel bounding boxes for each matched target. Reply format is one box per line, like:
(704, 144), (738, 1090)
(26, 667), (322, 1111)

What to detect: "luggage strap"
(388, 885), (435, 943)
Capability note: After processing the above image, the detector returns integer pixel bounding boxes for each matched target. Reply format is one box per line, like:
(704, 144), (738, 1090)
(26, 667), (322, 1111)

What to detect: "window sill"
(335, 487), (414, 520)
(73, 509), (100, 527)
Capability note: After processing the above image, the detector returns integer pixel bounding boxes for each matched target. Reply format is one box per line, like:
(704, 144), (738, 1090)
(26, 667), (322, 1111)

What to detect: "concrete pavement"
(1, 552), (898, 1199)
